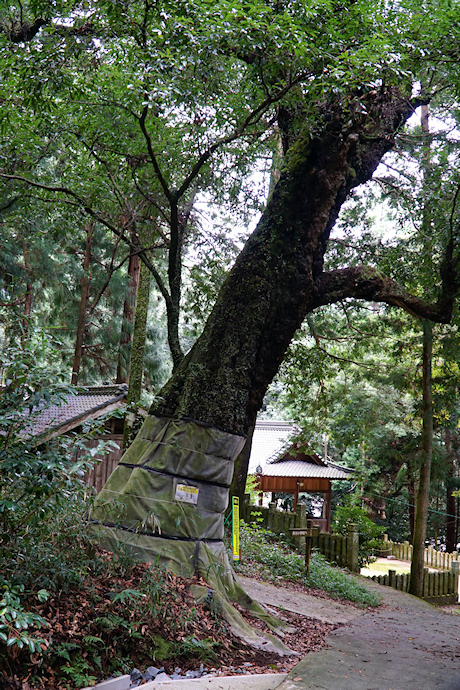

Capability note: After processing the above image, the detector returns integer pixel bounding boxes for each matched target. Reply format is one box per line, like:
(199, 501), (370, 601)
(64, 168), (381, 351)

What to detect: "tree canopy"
(1, 0), (460, 624)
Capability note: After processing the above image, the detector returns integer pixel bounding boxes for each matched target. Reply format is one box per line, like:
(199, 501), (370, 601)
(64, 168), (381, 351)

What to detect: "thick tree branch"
(8, 18), (47, 42)
(313, 264), (459, 323)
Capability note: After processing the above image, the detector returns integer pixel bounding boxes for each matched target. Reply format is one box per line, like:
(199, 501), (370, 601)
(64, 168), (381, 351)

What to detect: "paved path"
(237, 576), (362, 625)
(89, 577), (460, 690)
(245, 576), (460, 690)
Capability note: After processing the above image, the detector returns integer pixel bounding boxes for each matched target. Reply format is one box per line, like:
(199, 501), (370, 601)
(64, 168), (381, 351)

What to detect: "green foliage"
(244, 473), (262, 507)
(0, 330), (121, 679)
(178, 636), (219, 662)
(0, 583), (48, 653)
(60, 658), (98, 689)
(0, 329), (118, 591)
(235, 521), (380, 607)
(332, 503), (386, 567)
(109, 588), (147, 604)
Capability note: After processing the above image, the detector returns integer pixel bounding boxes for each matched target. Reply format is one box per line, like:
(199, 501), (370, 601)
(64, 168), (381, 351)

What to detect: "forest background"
(2, 0), (459, 550)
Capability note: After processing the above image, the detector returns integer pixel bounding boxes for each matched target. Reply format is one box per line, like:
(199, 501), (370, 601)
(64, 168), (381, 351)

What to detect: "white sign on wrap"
(175, 483), (199, 505)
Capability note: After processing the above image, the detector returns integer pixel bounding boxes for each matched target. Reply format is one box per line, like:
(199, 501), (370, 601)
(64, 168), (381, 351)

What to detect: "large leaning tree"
(1, 0), (460, 646)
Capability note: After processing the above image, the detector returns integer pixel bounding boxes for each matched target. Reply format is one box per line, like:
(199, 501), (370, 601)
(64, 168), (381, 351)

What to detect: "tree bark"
(407, 475), (416, 542)
(21, 241), (33, 338)
(122, 261), (151, 449)
(116, 245), (141, 384)
(445, 428), (457, 553)
(152, 90), (421, 435)
(71, 223), (93, 385)
(91, 87), (457, 644)
(229, 423), (256, 505)
(92, 88), (458, 608)
(409, 319), (433, 597)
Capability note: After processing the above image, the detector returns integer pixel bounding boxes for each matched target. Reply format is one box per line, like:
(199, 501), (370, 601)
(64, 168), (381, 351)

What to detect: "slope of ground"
(2, 548), (352, 690)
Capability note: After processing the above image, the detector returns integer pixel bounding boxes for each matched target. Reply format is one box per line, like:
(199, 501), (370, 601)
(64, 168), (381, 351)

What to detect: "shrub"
(0, 332), (225, 687)
(0, 331), (117, 673)
(235, 521), (380, 607)
(332, 504), (386, 567)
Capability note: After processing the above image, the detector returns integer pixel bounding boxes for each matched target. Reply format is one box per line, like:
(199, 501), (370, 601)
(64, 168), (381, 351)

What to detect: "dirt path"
(237, 575), (460, 689)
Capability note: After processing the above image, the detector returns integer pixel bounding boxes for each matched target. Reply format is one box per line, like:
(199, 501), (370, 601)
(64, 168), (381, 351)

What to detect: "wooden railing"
(240, 498), (460, 601)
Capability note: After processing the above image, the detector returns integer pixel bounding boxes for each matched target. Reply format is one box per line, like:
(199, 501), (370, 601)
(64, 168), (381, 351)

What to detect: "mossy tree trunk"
(116, 240), (141, 385)
(445, 428), (458, 553)
(409, 320), (433, 597)
(122, 261), (151, 449)
(71, 222), (93, 385)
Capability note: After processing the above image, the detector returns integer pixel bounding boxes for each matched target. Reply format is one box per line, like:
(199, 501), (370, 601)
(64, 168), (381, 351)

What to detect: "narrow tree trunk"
(229, 423), (256, 506)
(409, 319), (433, 597)
(407, 474), (416, 541)
(21, 241), (33, 338)
(122, 261), (151, 449)
(71, 223), (93, 385)
(116, 247), (141, 384)
(445, 428), (457, 552)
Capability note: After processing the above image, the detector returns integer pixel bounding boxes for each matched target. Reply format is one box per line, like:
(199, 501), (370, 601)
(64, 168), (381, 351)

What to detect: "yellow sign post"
(232, 496), (240, 561)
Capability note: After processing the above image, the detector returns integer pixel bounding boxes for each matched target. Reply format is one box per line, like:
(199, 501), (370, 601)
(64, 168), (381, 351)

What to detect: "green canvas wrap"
(90, 415), (293, 654)
(91, 415), (246, 564)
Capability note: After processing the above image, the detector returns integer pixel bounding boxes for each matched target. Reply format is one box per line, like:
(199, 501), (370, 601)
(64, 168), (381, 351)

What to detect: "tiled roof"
(248, 420), (297, 473)
(249, 419), (353, 479)
(24, 384), (128, 441)
(262, 459), (353, 480)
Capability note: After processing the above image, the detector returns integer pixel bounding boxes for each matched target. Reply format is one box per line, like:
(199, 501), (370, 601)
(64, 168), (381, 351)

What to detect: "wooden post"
(295, 502), (306, 552)
(325, 487), (332, 532)
(290, 520), (313, 575)
(389, 569), (396, 588)
(347, 523), (360, 573)
(423, 568), (430, 598)
(293, 480), (300, 512)
(305, 519), (312, 575)
(268, 501), (276, 530)
(312, 525), (320, 551)
(452, 561), (459, 600)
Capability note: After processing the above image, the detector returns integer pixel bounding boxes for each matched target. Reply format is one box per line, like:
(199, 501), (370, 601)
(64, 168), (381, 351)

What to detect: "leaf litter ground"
(0, 547), (365, 689)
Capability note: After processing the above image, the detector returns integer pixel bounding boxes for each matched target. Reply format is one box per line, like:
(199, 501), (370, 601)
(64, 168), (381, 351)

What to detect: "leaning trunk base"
(90, 415), (294, 655)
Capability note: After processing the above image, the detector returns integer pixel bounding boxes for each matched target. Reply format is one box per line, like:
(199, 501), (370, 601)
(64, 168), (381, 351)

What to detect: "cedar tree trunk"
(122, 261), (151, 449)
(409, 320), (433, 597)
(71, 223), (93, 385)
(116, 245), (141, 384)
(445, 428), (457, 553)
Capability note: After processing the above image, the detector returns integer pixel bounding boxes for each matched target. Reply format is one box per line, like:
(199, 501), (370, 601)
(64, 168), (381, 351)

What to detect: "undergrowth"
(233, 521), (381, 608)
(0, 332), (226, 688)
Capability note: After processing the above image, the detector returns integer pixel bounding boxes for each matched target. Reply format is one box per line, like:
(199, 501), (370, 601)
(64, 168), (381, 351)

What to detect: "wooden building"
(25, 384), (128, 493)
(256, 444), (353, 532)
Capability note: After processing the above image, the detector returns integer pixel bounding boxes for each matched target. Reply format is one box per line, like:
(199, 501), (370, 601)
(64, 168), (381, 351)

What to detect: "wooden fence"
(240, 497), (460, 601)
(370, 563), (460, 604)
(387, 538), (459, 571)
(79, 435), (123, 494)
(240, 496), (360, 573)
